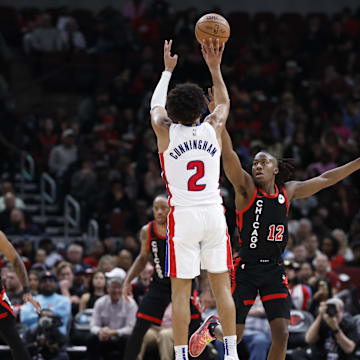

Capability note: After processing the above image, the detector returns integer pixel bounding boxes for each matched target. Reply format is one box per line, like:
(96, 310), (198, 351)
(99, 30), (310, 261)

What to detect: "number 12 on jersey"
(187, 160), (206, 191)
(267, 224), (284, 242)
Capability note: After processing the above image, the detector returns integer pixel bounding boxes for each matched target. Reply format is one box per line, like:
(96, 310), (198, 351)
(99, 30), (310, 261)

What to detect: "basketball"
(195, 13), (230, 45)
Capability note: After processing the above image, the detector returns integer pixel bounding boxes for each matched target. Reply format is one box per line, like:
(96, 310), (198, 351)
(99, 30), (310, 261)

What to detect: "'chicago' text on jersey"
(151, 240), (164, 279)
(169, 139), (218, 160)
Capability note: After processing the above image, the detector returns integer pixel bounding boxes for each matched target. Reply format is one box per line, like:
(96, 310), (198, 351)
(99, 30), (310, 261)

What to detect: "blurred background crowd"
(0, 0), (360, 359)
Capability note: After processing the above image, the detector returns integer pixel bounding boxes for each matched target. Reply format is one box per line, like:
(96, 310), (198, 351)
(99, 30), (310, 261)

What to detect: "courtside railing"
(64, 195), (81, 239)
(40, 172), (57, 218)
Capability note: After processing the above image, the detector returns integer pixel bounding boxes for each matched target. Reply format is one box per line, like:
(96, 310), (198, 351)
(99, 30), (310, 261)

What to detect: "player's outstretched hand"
(164, 39), (178, 73)
(122, 281), (133, 304)
(201, 38), (225, 70)
(23, 292), (41, 313)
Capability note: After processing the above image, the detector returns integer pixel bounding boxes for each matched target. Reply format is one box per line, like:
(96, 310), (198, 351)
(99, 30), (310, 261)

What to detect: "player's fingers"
(208, 38), (214, 54)
(203, 95), (210, 105)
(169, 39), (173, 50)
(201, 40), (207, 54)
(215, 38), (220, 55)
(208, 87), (213, 99)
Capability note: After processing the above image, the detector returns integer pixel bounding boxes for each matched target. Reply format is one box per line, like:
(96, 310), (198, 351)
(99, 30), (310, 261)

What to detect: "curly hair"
(166, 83), (206, 125)
(276, 158), (296, 186)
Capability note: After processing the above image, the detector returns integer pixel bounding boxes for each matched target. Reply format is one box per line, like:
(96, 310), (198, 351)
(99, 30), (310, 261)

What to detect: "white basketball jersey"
(160, 122), (222, 207)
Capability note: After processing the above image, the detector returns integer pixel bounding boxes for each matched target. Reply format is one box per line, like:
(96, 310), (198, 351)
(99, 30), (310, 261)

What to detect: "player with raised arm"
(122, 195), (206, 360)
(189, 89), (360, 360)
(0, 231), (41, 360)
(150, 39), (239, 360)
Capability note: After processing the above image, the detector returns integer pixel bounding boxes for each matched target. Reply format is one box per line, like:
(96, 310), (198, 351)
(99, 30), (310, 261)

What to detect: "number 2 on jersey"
(267, 224), (284, 241)
(187, 161), (206, 191)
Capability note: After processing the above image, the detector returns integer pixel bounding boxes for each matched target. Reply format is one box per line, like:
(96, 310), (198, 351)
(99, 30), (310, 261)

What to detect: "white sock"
(174, 345), (189, 360)
(223, 335), (238, 358)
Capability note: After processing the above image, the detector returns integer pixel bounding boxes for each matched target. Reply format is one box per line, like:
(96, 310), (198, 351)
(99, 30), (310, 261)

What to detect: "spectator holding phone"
(303, 298), (359, 360)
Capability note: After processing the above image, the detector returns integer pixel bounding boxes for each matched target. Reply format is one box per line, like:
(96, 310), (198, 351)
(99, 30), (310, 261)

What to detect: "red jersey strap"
(146, 221), (153, 250)
(236, 188), (258, 231)
(280, 185), (290, 216)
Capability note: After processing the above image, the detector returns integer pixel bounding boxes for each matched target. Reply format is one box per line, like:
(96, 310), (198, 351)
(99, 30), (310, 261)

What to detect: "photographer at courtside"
(292, 298), (359, 359)
(24, 309), (69, 360)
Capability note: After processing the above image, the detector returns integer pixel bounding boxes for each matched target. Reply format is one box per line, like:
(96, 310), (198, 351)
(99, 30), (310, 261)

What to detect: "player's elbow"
(305, 332), (318, 345)
(343, 341), (355, 354)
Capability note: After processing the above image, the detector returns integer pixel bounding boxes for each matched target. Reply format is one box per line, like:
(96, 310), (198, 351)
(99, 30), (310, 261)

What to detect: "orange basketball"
(195, 13), (230, 45)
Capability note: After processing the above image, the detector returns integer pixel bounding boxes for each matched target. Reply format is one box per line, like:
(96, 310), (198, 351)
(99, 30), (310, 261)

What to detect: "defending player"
(0, 231), (41, 360)
(150, 39), (239, 360)
(122, 195), (207, 360)
(189, 91), (360, 360)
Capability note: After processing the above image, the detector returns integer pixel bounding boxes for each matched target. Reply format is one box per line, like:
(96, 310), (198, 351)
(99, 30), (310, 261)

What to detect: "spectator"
(293, 244), (309, 264)
(97, 255), (116, 273)
(121, 235), (140, 258)
(28, 270), (40, 295)
(59, 19), (86, 53)
(312, 254), (341, 294)
(21, 271), (71, 335)
(331, 229), (354, 262)
(38, 238), (63, 269)
(304, 234), (322, 264)
(5, 209), (42, 236)
(285, 260), (312, 311)
(295, 218), (313, 243)
(70, 159), (98, 202)
(56, 261), (86, 315)
(303, 298), (359, 359)
(87, 276), (138, 360)
(84, 241), (106, 268)
(32, 248), (47, 269)
(0, 192), (16, 229)
(117, 249), (133, 272)
(48, 129), (77, 177)
(297, 262), (314, 285)
(28, 14), (61, 53)
(5, 269), (24, 307)
(320, 234), (346, 270)
(137, 303), (174, 360)
(38, 118), (58, 168)
(66, 243), (88, 268)
(24, 309), (69, 360)
(0, 181), (25, 212)
(79, 270), (107, 312)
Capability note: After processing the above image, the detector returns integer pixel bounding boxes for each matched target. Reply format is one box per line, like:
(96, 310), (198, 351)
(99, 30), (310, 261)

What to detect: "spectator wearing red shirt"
(84, 241), (106, 268)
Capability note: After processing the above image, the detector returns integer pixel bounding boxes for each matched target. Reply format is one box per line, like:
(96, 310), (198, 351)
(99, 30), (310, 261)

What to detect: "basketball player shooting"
(189, 89), (360, 360)
(149, 39), (239, 360)
(0, 231), (41, 360)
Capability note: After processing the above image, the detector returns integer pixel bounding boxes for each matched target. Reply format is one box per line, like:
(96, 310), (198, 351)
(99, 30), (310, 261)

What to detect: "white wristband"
(150, 71), (172, 111)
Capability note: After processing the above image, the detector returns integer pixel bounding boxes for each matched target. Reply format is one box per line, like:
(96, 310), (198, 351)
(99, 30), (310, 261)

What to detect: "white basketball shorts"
(165, 204), (233, 279)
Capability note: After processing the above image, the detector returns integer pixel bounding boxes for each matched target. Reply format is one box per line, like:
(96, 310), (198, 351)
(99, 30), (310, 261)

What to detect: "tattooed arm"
(0, 231), (41, 312)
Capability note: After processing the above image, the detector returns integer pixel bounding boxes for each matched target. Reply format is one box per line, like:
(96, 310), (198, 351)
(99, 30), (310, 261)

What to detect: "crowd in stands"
(0, 0), (360, 359)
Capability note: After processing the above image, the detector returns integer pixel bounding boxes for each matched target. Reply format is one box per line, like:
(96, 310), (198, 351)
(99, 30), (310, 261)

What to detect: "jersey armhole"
(147, 222), (152, 250)
(281, 185), (290, 216)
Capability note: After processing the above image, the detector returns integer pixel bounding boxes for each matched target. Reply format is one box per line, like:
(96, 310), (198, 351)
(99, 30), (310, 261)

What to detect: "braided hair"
(275, 158), (296, 186)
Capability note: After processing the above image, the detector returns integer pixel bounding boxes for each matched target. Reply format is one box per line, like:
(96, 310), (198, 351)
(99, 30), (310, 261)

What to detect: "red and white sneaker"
(189, 315), (220, 357)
